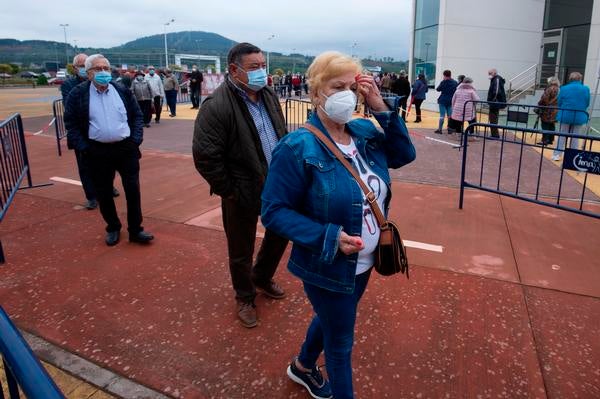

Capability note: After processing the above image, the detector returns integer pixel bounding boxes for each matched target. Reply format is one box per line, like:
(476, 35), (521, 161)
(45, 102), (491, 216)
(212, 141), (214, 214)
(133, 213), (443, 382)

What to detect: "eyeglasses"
(89, 66), (111, 72)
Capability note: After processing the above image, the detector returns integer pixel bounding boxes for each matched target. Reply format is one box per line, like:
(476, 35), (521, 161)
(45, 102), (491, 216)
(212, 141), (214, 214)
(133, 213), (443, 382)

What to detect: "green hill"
(0, 32), (406, 74)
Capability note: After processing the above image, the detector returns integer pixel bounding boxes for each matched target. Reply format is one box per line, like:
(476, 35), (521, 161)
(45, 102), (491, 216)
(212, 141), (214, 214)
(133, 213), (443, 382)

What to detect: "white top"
(145, 74), (165, 98)
(336, 138), (388, 275)
(88, 83), (130, 143)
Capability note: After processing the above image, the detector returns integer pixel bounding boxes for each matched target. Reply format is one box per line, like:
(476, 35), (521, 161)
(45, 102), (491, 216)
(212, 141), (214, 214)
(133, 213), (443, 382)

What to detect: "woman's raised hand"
(355, 74), (387, 112)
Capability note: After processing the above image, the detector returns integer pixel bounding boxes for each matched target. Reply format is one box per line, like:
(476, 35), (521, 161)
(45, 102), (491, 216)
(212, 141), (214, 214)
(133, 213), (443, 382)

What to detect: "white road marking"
(50, 176), (82, 186)
(403, 240), (444, 253)
(424, 136), (460, 147)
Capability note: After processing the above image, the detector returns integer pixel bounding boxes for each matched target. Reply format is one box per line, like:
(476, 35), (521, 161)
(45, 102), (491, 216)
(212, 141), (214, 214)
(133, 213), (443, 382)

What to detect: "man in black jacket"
(487, 68), (507, 138)
(193, 43), (288, 328)
(189, 65), (203, 109)
(64, 54), (153, 247)
(391, 70), (411, 121)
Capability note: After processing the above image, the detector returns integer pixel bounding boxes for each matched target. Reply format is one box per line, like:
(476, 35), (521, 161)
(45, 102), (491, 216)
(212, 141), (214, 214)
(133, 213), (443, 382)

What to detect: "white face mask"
(320, 90), (357, 124)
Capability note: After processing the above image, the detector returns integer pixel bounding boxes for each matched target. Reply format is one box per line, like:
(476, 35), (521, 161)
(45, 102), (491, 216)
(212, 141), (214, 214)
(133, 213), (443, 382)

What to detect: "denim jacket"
(261, 111), (416, 293)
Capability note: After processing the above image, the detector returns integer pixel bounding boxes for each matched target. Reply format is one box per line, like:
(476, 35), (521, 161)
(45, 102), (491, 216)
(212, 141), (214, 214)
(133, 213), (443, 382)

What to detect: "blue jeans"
(438, 104), (452, 130)
(553, 123), (583, 158)
(298, 268), (372, 399)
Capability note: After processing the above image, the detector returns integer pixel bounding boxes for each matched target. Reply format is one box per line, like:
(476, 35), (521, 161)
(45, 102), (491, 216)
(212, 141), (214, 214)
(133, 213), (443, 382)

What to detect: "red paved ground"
(1, 123), (599, 398)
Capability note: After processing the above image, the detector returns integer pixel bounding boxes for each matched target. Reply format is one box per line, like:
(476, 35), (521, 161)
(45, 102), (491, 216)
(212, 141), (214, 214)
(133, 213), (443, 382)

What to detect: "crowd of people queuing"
(59, 41), (591, 398)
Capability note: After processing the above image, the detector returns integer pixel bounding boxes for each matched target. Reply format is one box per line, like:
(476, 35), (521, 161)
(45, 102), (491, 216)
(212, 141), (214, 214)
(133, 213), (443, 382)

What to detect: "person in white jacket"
(145, 66), (165, 124)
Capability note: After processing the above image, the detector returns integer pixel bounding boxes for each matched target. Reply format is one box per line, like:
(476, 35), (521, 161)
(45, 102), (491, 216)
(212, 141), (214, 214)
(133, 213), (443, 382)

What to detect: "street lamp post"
(292, 48), (297, 73)
(59, 24), (69, 65)
(53, 43), (59, 70)
(164, 18), (175, 68)
(266, 34), (275, 74)
(351, 42), (358, 58)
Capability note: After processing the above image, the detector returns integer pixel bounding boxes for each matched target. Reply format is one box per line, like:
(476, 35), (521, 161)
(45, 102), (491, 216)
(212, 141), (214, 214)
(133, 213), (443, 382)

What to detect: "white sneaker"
(551, 155), (561, 161)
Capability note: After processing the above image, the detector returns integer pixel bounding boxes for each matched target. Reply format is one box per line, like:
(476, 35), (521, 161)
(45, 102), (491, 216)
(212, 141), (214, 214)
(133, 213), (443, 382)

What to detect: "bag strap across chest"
(303, 123), (387, 229)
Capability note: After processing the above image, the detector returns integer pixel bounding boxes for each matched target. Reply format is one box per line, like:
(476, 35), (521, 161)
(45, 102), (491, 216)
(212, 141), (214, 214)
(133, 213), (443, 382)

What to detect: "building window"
(543, 0), (593, 30)
(542, 0), (592, 80)
(413, 0), (439, 86)
(415, 0), (440, 30)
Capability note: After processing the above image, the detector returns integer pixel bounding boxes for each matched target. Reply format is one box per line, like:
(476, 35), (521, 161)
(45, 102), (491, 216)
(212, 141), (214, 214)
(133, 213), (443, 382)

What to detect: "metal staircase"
(507, 64), (538, 103)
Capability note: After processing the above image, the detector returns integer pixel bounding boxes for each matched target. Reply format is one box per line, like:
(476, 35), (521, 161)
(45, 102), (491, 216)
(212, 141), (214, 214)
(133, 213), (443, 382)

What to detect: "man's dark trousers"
(87, 139), (143, 234)
(153, 96), (162, 122)
(489, 108), (500, 137)
(138, 100), (152, 125)
(190, 87), (200, 108)
(399, 97), (408, 121)
(221, 197), (288, 303)
(74, 149), (96, 201)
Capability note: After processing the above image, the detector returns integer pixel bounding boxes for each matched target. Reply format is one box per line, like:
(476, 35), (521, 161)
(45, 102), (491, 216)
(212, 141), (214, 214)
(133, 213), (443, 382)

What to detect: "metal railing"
(0, 306), (65, 398)
(507, 64), (537, 103)
(177, 84), (191, 103)
(1, 114), (32, 264)
(52, 99), (66, 156)
(507, 64), (585, 103)
(0, 113), (51, 264)
(284, 96), (403, 132)
(458, 102), (598, 219)
(284, 98), (313, 132)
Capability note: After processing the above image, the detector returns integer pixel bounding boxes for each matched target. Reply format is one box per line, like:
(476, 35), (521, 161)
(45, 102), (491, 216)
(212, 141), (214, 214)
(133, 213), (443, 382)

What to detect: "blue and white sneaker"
(287, 358), (332, 399)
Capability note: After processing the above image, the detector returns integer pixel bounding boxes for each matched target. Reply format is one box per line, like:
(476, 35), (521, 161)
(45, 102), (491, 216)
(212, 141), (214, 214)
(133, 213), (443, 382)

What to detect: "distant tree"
(9, 64), (19, 74)
(0, 64), (12, 74)
(36, 75), (48, 85)
(170, 64), (182, 71)
(66, 63), (75, 76)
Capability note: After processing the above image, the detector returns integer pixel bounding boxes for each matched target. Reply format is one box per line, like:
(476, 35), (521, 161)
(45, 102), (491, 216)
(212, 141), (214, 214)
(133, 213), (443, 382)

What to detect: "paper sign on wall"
(547, 51), (555, 58)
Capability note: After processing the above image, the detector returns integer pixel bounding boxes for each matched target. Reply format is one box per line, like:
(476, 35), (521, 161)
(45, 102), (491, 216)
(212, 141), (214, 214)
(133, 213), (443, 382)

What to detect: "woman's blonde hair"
(306, 51), (362, 103)
(547, 76), (560, 86)
(568, 72), (583, 82)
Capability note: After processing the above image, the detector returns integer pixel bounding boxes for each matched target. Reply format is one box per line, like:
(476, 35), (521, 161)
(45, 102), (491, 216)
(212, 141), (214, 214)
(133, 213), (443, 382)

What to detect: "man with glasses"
(193, 43), (288, 328)
(61, 53), (120, 210)
(64, 54), (153, 247)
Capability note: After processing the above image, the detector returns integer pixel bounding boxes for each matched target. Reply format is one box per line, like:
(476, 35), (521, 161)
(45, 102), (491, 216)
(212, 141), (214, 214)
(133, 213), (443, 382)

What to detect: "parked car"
(20, 71), (40, 78)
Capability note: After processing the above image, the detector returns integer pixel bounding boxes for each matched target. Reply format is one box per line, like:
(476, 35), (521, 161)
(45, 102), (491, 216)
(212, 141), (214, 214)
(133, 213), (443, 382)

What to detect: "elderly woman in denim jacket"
(261, 51), (416, 399)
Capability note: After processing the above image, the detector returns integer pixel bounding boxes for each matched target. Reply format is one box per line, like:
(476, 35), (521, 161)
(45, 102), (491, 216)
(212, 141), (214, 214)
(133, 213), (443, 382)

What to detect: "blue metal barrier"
(284, 98), (313, 132)
(52, 99), (66, 156)
(458, 120), (600, 219)
(177, 83), (191, 104)
(0, 113), (52, 264)
(0, 307), (65, 398)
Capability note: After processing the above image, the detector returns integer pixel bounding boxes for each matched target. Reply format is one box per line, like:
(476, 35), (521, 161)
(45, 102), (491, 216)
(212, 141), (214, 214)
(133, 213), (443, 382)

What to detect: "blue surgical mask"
(149, 69), (155, 76)
(94, 71), (112, 85)
(238, 66), (267, 91)
(78, 67), (87, 78)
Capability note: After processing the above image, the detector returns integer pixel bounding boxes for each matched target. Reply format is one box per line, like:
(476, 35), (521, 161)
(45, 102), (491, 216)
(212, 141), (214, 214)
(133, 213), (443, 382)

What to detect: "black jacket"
(487, 75), (507, 109)
(60, 75), (86, 100)
(192, 77), (287, 214)
(391, 77), (411, 98)
(189, 70), (203, 89)
(64, 81), (144, 151)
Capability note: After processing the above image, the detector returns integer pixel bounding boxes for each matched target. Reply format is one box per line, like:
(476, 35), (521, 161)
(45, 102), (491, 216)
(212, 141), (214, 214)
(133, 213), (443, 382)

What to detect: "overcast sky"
(0, 0), (412, 60)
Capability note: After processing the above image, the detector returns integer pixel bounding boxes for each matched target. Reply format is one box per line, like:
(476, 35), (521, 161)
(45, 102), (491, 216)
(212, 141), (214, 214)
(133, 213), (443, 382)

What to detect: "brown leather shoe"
(237, 301), (257, 328)
(254, 279), (286, 299)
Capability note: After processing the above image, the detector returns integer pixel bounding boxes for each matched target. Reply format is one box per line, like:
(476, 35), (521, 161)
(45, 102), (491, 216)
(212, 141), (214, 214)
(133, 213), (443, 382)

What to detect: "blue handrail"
(0, 306), (65, 398)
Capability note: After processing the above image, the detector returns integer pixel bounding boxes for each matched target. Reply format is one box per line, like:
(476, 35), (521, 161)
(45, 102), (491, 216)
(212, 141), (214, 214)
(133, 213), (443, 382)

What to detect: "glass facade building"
(540, 0), (594, 84)
(413, 0), (440, 86)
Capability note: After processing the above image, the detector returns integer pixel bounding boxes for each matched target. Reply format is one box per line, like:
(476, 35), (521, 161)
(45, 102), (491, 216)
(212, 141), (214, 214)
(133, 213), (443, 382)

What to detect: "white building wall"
(418, 0), (546, 110)
(585, 1), (600, 117)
